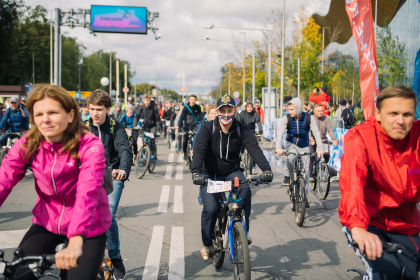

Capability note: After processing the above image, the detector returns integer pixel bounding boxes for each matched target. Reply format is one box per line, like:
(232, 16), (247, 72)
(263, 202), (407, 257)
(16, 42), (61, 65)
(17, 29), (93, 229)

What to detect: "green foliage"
(377, 19), (408, 87)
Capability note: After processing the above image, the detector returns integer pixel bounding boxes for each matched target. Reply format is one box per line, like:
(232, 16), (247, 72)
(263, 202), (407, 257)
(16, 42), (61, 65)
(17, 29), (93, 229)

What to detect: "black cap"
(217, 95), (236, 110)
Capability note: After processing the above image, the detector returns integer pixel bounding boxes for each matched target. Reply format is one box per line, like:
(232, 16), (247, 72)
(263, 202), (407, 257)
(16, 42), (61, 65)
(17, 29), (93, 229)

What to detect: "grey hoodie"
(275, 98), (323, 151)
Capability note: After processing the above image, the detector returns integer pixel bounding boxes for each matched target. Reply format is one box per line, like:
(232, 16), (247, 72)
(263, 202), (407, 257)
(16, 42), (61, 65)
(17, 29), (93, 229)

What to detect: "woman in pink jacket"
(0, 84), (111, 280)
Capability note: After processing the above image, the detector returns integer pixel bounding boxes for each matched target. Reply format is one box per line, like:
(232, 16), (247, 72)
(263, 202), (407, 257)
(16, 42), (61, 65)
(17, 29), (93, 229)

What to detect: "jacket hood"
(288, 97), (303, 118)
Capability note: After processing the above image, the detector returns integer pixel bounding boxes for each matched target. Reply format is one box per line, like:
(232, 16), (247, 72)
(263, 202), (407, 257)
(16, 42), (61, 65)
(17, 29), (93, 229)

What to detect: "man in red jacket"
(339, 85), (420, 279)
(309, 86), (330, 115)
(254, 100), (264, 124)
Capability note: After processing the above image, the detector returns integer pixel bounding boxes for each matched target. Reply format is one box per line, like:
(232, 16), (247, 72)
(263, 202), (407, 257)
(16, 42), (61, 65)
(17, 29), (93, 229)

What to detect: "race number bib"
(207, 179), (232, 193)
(166, 120), (171, 126)
(125, 128), (132, 137)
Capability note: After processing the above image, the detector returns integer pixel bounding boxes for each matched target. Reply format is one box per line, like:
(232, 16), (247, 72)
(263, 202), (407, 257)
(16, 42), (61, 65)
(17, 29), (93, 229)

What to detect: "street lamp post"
(239, 32), (246, 104)
(252, 54), (255, 103)
(322, 27), (330, 74)
(280, 0), (286, 118)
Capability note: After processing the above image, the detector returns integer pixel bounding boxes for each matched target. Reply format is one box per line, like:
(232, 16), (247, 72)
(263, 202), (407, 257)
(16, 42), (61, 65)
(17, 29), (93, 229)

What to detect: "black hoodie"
(87, 116), (133, 179)
(191, 118), (271, 176)
(237, 110), (263, 133)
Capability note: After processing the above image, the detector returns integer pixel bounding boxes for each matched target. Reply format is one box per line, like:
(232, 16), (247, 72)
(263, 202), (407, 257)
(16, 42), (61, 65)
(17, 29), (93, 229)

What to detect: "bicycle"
(98, 245), (113, 280)
(135, 121), (158, 179)
(310, 143), (331, 200)
(349, 241), (420, 280)
(242, 134), (261, 178)
(124, 128), (135, 165)
(185, 130), (196, 170)
(0, 244), (70, 280)
(195, 176), (267, 280)
(283, 151), (313, 227)
(0, 131), (22, 166)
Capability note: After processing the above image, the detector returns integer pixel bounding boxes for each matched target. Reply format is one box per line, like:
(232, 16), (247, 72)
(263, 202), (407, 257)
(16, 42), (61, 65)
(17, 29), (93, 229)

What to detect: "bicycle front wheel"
(212, 214), (225, 269)
(290, 173), (295, 212)
(148, 147), (156, 173)
(232, 222), (251, 280)
(135, 146), (150, 179)
(295, 177), (306, 227)
(310, 161), (317, 191)
(317, 163), (331, 200)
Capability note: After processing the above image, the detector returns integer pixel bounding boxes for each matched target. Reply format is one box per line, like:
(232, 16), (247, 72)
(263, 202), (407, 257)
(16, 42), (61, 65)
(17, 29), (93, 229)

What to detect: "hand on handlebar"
(332, 140), (339, 146)
(316, 151), (323, 158)
(192, 173), (205, 186)
(260, 170), (273, 183)
(55, 236), (83, 270)
(309, 138), (315, 146)
(351, 227), (382, 260)
(275, 149), (284, 155)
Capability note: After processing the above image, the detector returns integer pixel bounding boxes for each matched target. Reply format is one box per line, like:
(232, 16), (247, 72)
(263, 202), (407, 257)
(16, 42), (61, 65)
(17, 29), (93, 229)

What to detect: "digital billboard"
(91, 5), (148, 34)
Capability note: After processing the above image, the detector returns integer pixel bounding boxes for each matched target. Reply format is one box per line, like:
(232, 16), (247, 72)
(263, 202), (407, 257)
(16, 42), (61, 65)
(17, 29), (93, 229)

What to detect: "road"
(0, 138), (364, 279)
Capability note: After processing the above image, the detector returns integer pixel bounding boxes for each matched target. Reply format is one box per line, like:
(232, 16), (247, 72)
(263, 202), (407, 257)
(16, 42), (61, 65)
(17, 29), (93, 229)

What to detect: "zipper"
(393, 143), (404, 205)
(295, 119), (299, 145)
(51, 148), (65, 235)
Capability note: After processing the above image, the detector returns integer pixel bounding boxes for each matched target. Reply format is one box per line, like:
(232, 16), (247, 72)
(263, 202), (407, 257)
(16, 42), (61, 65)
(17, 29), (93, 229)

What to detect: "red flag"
(345, 0), (379, 119)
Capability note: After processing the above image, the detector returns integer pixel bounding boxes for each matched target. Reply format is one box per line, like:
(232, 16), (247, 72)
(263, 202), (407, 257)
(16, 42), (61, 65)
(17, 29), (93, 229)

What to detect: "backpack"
(286, 113), (311, 133)
(344, 108), (355, 128)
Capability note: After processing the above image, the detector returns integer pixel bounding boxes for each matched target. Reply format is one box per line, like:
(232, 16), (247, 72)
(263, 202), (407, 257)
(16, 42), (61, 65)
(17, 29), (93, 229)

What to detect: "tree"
(377, 19), (408, 88)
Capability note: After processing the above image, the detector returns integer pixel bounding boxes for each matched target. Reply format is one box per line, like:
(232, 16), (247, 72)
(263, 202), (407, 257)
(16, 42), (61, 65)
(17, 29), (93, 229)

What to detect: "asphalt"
(0, 138), (365, 280)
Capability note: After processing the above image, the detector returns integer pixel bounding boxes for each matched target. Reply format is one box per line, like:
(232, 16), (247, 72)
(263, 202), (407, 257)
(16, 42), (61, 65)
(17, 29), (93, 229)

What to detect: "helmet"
(128, 97), (133, 102)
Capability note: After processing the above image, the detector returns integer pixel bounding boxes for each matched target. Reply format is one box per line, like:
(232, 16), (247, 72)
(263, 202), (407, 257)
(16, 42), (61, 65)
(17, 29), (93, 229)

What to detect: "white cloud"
(25, 0), (330, 94)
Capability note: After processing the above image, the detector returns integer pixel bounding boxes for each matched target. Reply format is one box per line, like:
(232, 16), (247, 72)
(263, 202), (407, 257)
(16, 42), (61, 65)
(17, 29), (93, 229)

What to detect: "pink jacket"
(0, 133), (111, 239)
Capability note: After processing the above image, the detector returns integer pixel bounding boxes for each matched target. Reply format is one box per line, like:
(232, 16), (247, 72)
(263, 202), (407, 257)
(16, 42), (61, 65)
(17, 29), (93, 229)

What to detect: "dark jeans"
(107, 180), (124, 259)
(132, 129), (139, 156)
(14, 224), (106, 280)
(144, 126), (157, 156)
(199, 170), (251, 247)
(309, 144), (330, 177)
(170, 128), (175, 141)
(182, 126), (197, 155)
(344, 225), (420, 280)
(0, 129), (20, 146)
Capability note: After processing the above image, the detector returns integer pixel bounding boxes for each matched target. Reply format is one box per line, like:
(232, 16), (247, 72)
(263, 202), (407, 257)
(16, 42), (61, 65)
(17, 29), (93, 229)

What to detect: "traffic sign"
(233, 91), (240, 98)
(75, 91), (81, 99)
(234, 98), (240, 104)
(182, 87), (187, 92)
(123, 87), (129, 93)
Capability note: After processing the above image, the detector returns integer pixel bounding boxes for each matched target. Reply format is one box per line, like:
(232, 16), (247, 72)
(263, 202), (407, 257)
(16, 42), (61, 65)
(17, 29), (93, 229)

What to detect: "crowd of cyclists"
(0, 83), (419, 280)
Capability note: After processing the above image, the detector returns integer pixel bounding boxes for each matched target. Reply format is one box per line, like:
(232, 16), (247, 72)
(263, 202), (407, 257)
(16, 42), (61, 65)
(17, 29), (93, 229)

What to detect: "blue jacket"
(0, 106), (29, 132)
(286, 112), (310, 148)
(119, 112), (139, 128)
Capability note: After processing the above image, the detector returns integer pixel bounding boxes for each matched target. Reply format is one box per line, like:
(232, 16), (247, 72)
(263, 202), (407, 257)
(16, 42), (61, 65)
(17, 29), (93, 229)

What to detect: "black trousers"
(344, 225), (420, 280)
(14, 224), (106, 280)
(309, 144), (330, 177)
(182, 126), (197, 155)
(199, 170), (251, 247)
(132, 129), (139, 156)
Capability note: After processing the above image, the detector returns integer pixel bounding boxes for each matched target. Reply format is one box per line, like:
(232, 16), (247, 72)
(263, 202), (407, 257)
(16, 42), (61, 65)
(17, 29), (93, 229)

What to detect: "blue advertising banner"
(90, 5), (148, 34)
(414, 48), (420, 119)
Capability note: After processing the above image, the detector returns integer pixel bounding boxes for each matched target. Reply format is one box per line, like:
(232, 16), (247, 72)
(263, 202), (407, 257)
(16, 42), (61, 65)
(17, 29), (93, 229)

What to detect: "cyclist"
(340, 86), (420, 280)
(191, 95), (273, 260)
(127, 97), (133, 105)
(174, 103), (184, 153)
(133, 94), (160, 161)
(309, 87), (331, 115)
(119, 104), (139, 160)
(169, 105), (179, 146)
(237, 101), (263, 175)
(275, 98), (323, 208)
(178, 95), (203, 160)
(0, 96), (29, 148)
(109, 102), (124, 122)
(87, 90), (133, 280)
(162, 102), (174, 138)
(308, 104), (339, 182)
(81, 102), (90, 122)
(0, 84), (111, 280)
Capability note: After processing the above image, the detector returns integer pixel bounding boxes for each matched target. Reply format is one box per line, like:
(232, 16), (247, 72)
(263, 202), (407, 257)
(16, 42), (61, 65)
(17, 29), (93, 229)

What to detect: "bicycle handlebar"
(2, 254), (56, 270)
(352, 241), (420, 258)
(197, 176), (264, 187)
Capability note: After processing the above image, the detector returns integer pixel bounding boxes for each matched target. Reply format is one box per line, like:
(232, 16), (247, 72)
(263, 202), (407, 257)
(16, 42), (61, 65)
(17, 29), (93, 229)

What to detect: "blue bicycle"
(135, 120), (158, 179)
(199, 176), (265, 280)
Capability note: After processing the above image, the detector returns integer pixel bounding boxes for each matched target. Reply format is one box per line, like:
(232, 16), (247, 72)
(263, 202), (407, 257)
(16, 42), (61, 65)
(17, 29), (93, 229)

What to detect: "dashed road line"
(178, 154), (183, 163)
(169, 227), (185, 280)
(157, 185), (170, 213)
(168, 153), (174, 163)
(142, 226), (165, 280)
(176, 166), (183, 180)
(165, 165), (173, 180)
(173, 186), (183, 213)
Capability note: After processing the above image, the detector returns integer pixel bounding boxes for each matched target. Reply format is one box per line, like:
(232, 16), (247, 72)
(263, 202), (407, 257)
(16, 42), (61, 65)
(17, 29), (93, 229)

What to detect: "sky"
(24, 0), (330, 95)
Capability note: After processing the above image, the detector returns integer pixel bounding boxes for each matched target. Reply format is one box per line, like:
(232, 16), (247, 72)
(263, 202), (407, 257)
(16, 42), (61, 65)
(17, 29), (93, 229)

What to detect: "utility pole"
(124, 64), (128, 106)
(252, 54), (255, 103)
(322, 27), (330, 75)
(183, 66), (185, 103)
(54, 8), (60, 85)
(280, 0), (286, 118)
(268, 40), (272, 119)
(228, 65), (231, 96)
(50, 10), (53, 84)
(220, 76), (223, 97)
(297, 58), (300, 98)
(239, 32), (246, 104)
(59, 34), (62, 86)
(116, 60), (119, 103)
(109, 51), (112, 95)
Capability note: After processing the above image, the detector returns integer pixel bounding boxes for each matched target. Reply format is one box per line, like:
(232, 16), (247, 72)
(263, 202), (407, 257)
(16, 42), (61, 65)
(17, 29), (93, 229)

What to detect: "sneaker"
(183, 154), (188, 161)
(306, 200), (310, 209)
(111, 256), (126, 280)
(247, 236), (252, 245)
(200, 244), (213, 261)
(197, 195), (203, 205)
(309, 177), (314, 183)
(252, 167), (258, 175)
(283, 176), (291, 186)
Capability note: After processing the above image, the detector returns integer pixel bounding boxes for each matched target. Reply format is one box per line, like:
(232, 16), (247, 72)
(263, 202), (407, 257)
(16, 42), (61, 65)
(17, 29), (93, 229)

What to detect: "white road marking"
(173, 186), (183, 213)
(168, 153), (174, 163)
(157, 185), (170, 213)
(170, 146), (175, 151)
(0, 229), (28, 249)
(165, 166), (173, 180)
(178, 154), (183, 163)
(176, 166), (183, 180)
(168, 227), (185, 280)
(142, 226), (165, 280)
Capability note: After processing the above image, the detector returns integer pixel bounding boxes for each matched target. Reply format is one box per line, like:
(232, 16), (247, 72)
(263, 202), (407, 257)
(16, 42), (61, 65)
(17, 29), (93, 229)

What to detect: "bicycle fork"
(225, 217), (248, 264)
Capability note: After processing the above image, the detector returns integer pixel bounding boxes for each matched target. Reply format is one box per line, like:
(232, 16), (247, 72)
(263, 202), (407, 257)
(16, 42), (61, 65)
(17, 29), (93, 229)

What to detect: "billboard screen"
(91, 5), (148, 34)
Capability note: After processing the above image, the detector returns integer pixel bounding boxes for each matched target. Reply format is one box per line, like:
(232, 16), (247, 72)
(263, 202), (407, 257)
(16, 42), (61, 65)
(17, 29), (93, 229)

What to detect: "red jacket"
(309, 90), (330, 115)
(339, 116), (420, 235)
(256, 107), (264, 124)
